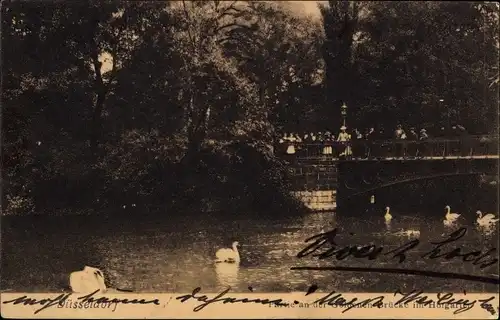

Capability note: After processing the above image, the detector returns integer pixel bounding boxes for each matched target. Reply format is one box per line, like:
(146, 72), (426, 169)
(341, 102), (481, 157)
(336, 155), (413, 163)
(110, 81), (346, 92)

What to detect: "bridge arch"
(344, 171), (486, 199)
(335, 157), (498, 215)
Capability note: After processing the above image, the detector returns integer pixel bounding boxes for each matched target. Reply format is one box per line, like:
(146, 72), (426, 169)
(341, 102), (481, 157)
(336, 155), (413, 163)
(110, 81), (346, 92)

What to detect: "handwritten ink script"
(175, 286), (498, 315)
(1, 290), (160, 314)
(2, 286), (497, 315)
(294, 227), (499, 285)
(394, 289), (497, 315)
(298, 285), (497, 315)
(176, 287), (289, 312)
(309, 290), (385, 313)
(297, 227), (497, 268)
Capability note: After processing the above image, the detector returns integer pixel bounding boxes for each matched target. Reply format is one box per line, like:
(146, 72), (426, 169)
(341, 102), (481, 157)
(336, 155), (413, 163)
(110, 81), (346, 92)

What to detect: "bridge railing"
(276, 135), (499, 160)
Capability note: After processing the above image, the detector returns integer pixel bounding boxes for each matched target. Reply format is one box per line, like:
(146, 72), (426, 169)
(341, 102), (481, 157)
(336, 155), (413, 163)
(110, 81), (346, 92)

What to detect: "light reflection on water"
(1, 211), (498, 293)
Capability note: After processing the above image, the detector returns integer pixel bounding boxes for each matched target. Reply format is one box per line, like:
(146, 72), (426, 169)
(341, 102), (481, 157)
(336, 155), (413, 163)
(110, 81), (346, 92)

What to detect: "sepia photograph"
(1, 0), (499, 318)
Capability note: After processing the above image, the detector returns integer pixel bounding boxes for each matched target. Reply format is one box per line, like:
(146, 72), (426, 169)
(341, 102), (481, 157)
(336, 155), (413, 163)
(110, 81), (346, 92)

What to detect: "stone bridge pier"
(285, 157), (338, 211)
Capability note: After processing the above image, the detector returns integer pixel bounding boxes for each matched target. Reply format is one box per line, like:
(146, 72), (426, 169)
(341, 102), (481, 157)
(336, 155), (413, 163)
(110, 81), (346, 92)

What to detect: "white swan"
(476, 211), (499, 227)
(384, 207), (392, 222)
(215, 241), (240, 263)
(69, 266), (106, 294)
(444, 205), (460, 223)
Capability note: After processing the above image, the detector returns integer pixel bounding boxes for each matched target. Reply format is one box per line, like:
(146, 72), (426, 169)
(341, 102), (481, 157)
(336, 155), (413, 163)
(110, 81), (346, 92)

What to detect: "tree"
(2, 1), (180, 212)
(2, 0), (310, 215)
(321, 1), (499, 133)
(319, 0), (362, 130)
(222, 1), (325, 133)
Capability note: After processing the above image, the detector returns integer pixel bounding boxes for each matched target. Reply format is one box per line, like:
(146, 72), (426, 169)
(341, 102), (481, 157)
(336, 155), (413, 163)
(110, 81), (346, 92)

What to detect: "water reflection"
(476, 224), (497, 237)
(215, 263), (240, 287)
(392, 228), (421, 239)
(385, 221), (392, 232)
(1, 211), (498, 293)
(443, 219), (456, 228)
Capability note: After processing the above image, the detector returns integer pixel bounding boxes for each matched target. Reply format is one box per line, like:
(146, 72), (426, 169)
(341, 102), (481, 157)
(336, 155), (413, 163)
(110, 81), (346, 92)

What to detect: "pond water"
(1, 210), (498, 293)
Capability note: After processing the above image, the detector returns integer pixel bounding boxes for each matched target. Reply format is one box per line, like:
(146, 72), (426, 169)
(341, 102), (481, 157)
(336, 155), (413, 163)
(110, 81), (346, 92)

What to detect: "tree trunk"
(323, 0), (358, 130)
(89, 50), (108, 153)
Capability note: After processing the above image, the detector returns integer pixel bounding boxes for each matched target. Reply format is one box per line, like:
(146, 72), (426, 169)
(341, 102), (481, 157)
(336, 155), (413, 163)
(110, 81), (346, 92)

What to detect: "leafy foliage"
(2, 1), (497, 216)
(321, 1), (499, 133)
(2, 0), (306, 216)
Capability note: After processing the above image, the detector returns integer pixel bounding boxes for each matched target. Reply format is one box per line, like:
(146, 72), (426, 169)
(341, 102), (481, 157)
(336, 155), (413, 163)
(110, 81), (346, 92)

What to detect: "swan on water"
(384, 207), (392, 222)
(476, 211), (499, 227)
(444, 205), (460, 222)
(216, 241), (240, 263)
(69, 266), (106, 294)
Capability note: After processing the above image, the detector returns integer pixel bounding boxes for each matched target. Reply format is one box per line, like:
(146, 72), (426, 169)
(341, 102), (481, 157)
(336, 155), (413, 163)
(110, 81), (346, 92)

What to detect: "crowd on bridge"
(275, 123), (490, 159)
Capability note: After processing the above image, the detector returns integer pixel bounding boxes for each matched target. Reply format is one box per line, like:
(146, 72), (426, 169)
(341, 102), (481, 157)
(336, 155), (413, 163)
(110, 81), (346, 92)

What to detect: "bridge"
(280, 135), (499, 212)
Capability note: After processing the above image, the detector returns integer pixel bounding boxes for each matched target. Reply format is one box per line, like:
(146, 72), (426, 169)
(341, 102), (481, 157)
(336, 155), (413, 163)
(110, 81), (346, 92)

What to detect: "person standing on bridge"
(449, 125), (459, 155)
(437, 126), (447, 157)
(365, 127), (375, 159)
(438, 126), (446, 138)
(323, 131), (333, 155)
(457, 124), (470, 157)
(278, 133), (289, 155)
(279, 132), (288, 144)
(309, 132), (316, 142)
(394, 124), (405, 138)
(293, 133), (302, 143)
(317, 132), (325, 157)
(377, 128), (388, 158)
(394, 124), (407, 158)
(286, 133), (296, 155)
(352, 128), (363, 159)
(418, 128), (429, 157)
(317, 132), (324, 142)
(337, 126), (352, 159)
(408, 127), (418, 158)
(293, 133), (303, 156)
